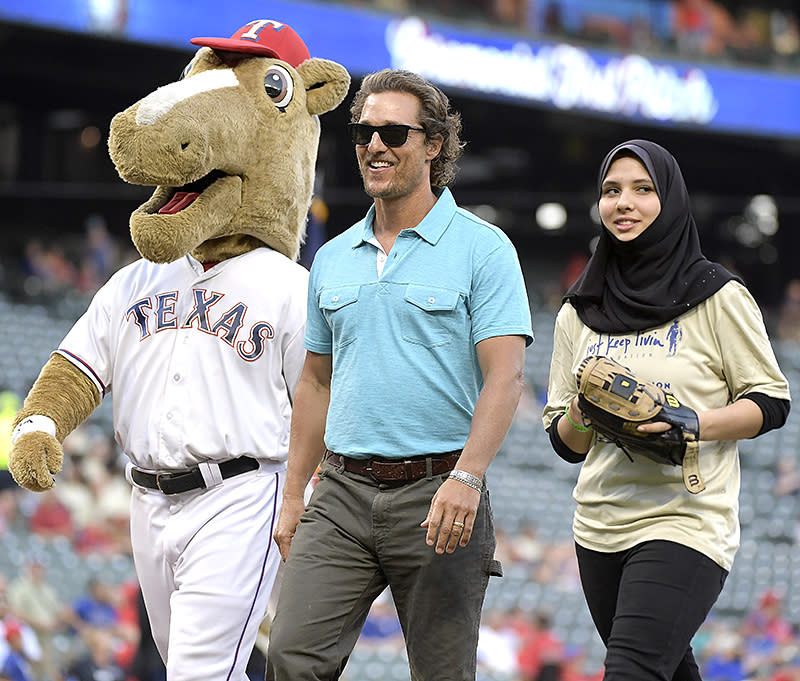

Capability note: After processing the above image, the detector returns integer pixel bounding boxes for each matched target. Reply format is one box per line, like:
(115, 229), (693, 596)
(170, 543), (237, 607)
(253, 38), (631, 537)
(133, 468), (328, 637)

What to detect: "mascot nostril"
(8, 18), (350, 679)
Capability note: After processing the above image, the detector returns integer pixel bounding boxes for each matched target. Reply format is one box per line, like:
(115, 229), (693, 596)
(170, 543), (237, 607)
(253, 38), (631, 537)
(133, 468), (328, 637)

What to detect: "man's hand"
(420, 478), (481, 554)
(273, 494), (307, 561)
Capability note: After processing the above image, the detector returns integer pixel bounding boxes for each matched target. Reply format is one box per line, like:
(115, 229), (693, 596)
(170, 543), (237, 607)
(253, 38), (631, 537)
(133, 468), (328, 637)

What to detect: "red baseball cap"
(191, 20), (310, 68)
(5, 620), (22, 641)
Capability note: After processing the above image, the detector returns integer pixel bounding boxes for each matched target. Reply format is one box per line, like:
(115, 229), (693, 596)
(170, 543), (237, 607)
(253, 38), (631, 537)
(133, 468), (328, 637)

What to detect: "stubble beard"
(360, 162), (417, 200)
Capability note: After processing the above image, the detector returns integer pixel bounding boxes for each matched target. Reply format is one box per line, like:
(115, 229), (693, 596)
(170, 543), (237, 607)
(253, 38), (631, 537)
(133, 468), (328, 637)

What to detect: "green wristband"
(564, 404), (592, 433)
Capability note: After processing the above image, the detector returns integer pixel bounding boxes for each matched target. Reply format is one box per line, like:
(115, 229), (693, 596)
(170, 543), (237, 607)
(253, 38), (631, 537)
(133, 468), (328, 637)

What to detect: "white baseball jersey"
(56, 246), (308, 471)
(54, 245), (307, 680)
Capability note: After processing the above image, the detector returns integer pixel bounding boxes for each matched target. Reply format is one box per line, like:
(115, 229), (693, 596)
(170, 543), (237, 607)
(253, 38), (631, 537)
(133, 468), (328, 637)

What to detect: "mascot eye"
(264, 66), (294, 110)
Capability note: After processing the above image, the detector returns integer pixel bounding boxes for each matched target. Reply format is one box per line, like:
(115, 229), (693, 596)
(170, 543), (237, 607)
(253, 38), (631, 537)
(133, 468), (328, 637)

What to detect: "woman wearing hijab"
(542, 139), (791, 680)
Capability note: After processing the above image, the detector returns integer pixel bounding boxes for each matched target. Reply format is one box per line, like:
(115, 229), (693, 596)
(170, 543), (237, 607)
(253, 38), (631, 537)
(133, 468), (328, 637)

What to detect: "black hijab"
(564, 139), (740, 334)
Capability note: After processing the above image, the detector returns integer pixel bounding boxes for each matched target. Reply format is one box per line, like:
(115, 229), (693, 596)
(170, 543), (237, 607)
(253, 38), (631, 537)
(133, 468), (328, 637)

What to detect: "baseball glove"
(575, 355), (705, 493)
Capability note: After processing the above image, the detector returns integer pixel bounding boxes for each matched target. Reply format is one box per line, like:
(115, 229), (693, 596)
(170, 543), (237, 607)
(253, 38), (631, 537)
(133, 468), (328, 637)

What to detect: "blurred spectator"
(561, 644), (604, 681)
(771, 9), (800, 62)
(731, 6), (773, 64)
(300, 196), (330, 269)
(7, 558), (76, 681)
(54, 454), (96, 534)
(28, 489), (74, 538)
(671, 0), (737, 58)
(493, 527), (515, 566)
(702, 627), (748, 681)
(513, 377), (545, 425)
(0, 576), (40, 677)
(740, 590), (794, 647)
(773, 455), (800, 498)
(0, 620), (34, 681)
(491, 0), (528, 27)
(509, 522), (544, 567)
(72, 578), (119, 630)
(127, 586), (165, 681)
(477, 608), (520, 677)
(517, 611), (564, 681)
(534, 538), (581, 591)
(21, 239), (77, 297)
(560, 252), (589, 296)
(63, 626), (125, 681)
(580, 12), (632, 48)
(358, 590), (404, 649)
(777, 279), (800, 343)
(0, 390), (22, 533)
(75, 214), (120, 295)
(59, 427), (132, 556)
(369, 0), (411, 11)
(83, 214), (118, 281)
(541, 2), (567, 37)
(111, 580), (142, 672)
(325, 0), (798, 68)
(89, 453), (133, 556)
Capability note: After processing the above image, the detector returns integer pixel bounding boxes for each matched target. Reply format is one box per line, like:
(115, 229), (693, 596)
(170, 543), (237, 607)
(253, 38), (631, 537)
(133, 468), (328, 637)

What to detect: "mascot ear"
(299, 58), (351, 116)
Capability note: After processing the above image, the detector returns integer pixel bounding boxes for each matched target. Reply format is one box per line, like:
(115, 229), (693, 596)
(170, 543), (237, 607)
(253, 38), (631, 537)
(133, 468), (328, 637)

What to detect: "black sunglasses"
(348, 123), (426, 147)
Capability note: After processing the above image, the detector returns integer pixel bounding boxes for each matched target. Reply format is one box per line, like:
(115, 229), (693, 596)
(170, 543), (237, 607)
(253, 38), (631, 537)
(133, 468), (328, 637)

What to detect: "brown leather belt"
(324, 450), (460, 483)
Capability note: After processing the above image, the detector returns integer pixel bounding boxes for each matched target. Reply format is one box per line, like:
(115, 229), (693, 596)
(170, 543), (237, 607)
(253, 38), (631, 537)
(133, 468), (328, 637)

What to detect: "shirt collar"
(351, 187), (456, 249)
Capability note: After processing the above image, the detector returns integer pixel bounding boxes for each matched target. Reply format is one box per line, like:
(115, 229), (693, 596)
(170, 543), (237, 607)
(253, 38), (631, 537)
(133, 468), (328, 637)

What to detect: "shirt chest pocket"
(319, 285), (360, 349)
(402, 285), (464, 348)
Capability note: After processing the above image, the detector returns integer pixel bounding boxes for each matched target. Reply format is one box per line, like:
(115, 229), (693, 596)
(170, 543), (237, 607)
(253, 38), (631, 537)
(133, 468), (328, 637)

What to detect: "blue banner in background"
(1, 0), (798, 139)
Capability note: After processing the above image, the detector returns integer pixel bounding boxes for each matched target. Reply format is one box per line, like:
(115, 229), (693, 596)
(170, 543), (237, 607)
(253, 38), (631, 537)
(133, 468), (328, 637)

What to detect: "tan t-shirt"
(543, 281), (790, 570)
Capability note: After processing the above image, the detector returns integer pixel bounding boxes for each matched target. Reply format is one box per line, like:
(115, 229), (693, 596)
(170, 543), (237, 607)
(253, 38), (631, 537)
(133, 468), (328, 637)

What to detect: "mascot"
(8, 19), (350, 681)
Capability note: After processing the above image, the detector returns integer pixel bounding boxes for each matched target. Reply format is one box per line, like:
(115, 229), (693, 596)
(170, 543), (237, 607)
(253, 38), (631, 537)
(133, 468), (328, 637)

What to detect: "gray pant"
(267, 458), (502, 680)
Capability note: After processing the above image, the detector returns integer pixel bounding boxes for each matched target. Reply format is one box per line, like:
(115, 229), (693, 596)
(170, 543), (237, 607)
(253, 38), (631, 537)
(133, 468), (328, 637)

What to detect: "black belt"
(130, 456), (259, 495)
(325, 450), (460, 483)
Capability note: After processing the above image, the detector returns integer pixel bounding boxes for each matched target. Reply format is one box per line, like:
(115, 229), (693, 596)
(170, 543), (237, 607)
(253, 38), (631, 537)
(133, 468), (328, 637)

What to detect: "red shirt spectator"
(517, 612), (564, 681)
(28, 491), (73, 538)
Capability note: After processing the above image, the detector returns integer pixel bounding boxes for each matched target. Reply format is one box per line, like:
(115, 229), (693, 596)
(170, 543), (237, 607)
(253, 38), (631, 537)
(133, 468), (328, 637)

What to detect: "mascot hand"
(8, 355), (102, 492)
(8, 431), (63, 492)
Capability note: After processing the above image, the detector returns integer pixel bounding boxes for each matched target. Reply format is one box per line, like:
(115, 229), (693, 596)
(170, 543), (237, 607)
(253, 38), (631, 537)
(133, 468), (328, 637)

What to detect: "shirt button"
(332, 295), (339, 302)
(166, 413), (173, 421)
(428, 297), (435, 304)
(173, 374), (180, 382)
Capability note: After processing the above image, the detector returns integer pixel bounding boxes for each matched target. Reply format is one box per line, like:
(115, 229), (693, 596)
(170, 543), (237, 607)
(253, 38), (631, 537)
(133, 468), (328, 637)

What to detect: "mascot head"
(108, 19), (350, 263)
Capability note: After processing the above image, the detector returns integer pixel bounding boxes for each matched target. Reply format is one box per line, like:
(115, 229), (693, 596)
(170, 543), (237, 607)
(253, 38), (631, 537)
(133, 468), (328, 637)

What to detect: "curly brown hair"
(349, 69), (465, 190)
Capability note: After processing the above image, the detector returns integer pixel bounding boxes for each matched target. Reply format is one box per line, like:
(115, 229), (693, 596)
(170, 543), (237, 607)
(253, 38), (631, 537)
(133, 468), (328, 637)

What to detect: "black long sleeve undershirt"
(741, 392), (790, 435)
(547, 413), (587, 464)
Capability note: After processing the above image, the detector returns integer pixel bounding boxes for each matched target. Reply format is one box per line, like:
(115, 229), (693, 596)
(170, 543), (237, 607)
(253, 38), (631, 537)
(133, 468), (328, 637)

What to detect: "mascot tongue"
(159, 191), (200, 214)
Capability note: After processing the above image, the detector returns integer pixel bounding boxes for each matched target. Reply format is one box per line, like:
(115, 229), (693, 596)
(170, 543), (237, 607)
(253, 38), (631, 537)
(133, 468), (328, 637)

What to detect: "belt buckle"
(155, 472), (170, 493)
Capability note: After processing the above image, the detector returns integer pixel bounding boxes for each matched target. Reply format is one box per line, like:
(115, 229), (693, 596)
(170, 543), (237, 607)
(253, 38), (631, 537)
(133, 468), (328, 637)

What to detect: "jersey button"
(173, 374), (180, 382)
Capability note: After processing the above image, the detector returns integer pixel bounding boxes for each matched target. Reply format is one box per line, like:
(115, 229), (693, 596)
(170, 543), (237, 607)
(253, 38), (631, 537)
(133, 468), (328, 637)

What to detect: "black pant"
(575, 540), (728, 681)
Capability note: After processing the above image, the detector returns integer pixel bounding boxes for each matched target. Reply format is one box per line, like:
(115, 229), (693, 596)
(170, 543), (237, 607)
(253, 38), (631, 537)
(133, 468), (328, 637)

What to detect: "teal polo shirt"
(305, 188), (533, 458)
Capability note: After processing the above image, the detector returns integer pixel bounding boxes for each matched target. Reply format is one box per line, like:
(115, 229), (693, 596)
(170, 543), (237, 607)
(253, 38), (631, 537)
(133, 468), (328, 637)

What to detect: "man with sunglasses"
(268, 69), (533, 681)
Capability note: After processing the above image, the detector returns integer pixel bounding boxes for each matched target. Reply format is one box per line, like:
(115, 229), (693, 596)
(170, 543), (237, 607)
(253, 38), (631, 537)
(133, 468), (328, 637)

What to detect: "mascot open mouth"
(158, 169), (228, 214)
